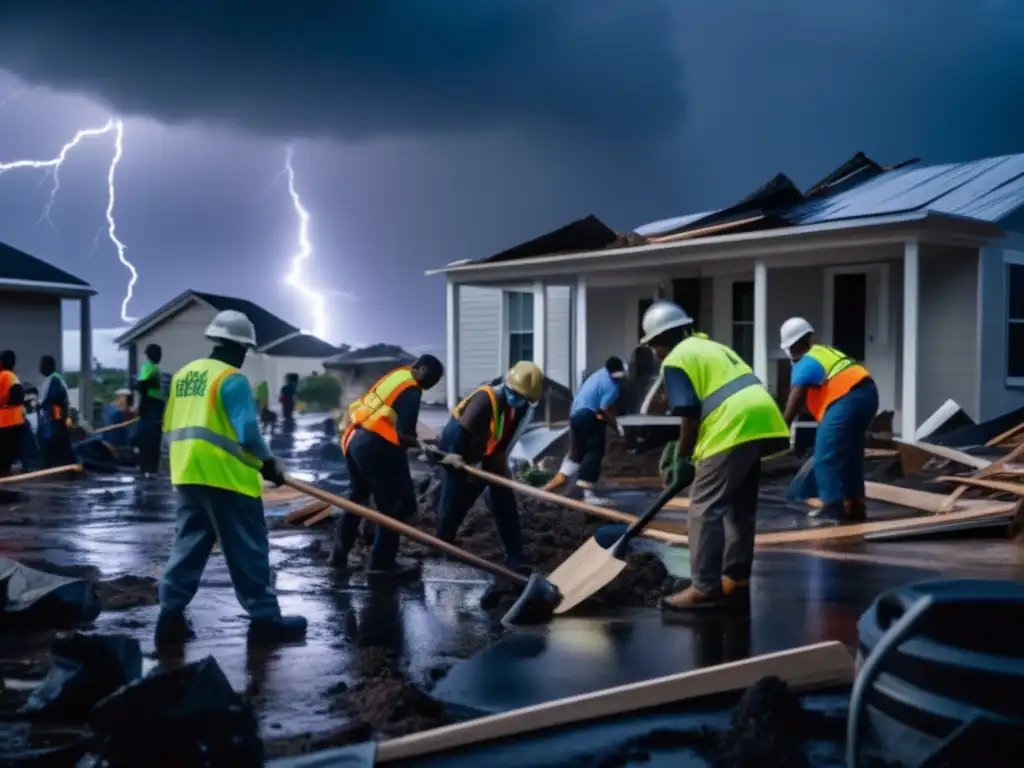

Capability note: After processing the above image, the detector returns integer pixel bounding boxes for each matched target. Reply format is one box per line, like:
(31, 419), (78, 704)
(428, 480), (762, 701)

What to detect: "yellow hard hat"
(506, 361), (544, 403)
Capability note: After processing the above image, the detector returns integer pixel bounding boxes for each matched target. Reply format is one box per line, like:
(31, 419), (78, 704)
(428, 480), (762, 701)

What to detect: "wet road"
(2, 412), (1023, 756)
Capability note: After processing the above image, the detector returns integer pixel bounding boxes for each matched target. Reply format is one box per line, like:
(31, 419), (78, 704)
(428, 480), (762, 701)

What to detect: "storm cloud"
(0, 1), (685, 143)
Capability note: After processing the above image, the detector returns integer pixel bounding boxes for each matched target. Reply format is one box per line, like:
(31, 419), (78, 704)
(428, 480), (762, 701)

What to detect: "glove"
(671, 453), (696, 490)
(440, 452), (465, 470)
(260, 457), (287, 487)
(614, 422), (625, 438)
(659, 441), (676, 486)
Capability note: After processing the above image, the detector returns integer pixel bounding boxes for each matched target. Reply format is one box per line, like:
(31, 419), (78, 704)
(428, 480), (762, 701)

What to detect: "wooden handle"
(91, 418), (140, 436)
(283, 476), (527, 585)
(0, 463), (83, 485)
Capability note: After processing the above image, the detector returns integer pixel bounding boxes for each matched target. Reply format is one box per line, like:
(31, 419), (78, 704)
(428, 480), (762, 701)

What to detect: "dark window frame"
(731, 280), (754, 365)
(1008, 263), (1024, 379)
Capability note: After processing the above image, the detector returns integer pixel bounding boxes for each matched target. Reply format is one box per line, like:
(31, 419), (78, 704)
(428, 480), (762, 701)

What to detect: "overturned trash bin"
(0, 557), (102, 630)
(87, 656), (263, 767)
(20, 633), (142, 722)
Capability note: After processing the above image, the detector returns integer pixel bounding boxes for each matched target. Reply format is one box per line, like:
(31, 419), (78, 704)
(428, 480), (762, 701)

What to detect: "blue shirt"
(790, 356), (827, 388)
(663, 367), (700, 417)
(571, 368), (621, 416)
(220, 373), (272, 461)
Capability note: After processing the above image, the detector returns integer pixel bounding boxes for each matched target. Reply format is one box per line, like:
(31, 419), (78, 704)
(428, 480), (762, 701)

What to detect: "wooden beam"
(934, 476), (1024, 497)
(940, 442), (1024, 513)
(376, 642), (854, 763)
(896, 441), (991, 474)
(284, 500), (329, 524)
(986, 422), (1024, 448)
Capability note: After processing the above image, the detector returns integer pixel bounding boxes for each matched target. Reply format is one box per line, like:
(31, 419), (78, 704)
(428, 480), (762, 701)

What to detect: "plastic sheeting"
(0, 557), (101, 629)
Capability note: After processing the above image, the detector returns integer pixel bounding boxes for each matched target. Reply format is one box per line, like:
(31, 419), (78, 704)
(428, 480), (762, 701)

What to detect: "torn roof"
(444, 150), (1024, 271)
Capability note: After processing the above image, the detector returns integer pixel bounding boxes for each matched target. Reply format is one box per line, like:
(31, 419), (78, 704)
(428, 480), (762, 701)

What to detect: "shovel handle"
(614, 475), (689, 555)
(283, 476), (528, 586)
(0, 463), (83, 485)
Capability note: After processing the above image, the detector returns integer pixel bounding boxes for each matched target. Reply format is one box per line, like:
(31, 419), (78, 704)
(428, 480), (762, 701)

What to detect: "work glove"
(659, 441), (676, 486)
(439, 452), (465, 470)
(671, 453), (696, 490)
(260, 457), (287, 487)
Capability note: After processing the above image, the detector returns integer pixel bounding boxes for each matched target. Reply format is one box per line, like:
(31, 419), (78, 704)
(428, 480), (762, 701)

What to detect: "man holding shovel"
(640, 301), (789, 612)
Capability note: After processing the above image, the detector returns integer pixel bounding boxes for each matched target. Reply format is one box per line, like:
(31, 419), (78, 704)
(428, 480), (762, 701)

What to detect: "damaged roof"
(324, 343), (417, 368)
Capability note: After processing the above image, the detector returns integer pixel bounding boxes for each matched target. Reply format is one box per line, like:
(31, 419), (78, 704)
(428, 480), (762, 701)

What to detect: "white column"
(445, 280), (460, 410)
(901, 240), (920, 440)
(573, 275), (588, 391)
(533, 281), (547, 372)
(753, 260), (768, 385)
(79, 296), (93, 424)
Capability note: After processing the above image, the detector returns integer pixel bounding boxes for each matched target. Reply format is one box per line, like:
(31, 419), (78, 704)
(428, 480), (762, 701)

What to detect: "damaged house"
(430, 151), (1024, 440)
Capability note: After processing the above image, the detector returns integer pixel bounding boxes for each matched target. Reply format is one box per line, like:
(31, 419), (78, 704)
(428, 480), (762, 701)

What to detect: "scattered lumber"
(895, 441), (990, 476)
(934, 476), (1024, 497)
(939, 442), (1024, 513)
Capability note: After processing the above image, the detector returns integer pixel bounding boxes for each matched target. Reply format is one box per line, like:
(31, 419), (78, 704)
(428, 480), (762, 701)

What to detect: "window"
(1008, 264), (1024, 379)
(507, 291), (535, 367)
(732, 280), (754, 365)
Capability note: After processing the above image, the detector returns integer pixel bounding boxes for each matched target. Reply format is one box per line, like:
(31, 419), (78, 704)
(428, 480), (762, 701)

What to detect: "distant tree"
(297, 374), (342, 412)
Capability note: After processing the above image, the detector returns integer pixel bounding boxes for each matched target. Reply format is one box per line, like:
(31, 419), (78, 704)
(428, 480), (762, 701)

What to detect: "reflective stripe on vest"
(165, 359), (263, 498)
(341, 366), (418, 453)
(803, 344), (870, 421)
(662, 333), (788, 462)
(452, 386), (505, 457)
(0, 370), (24, 428)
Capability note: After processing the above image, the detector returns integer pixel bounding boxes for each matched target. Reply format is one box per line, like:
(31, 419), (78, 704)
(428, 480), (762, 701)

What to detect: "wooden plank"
(940, 442), (1024, 513)
(0, 463), (83, 485)
(376, 641), (854, 763)
(284, 500), (329, 524)
(896, 441), (991, 473)
(303, 507), (334, 527)
(986, 422), (1024, 448)
(934, 476), (1024, 497)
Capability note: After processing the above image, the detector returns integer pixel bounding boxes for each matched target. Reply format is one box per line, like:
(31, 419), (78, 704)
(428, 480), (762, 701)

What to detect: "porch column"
(753, 260), (768, 385)
(532, 281), (547, 372)
(901, 240), (920, 439)
(79, 295), (93, 424)
(573, 274), (587, 391)
(445, 280), (460, 410)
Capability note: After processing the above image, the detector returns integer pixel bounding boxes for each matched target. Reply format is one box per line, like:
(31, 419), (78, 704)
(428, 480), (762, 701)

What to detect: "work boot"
(249, 614), (308, 643)
(154, 610), (195, 646)
(366, 562), (422, 587)
(845, 499), (868, 523)
(327, 544), (351, 571)
(808, 500), (865, 525)
(660, 585), (729, 613)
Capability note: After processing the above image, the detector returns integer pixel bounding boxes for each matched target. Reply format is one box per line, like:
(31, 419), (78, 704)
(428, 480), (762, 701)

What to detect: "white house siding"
(916, 245), (979, 421)
(457, 286), (502, 395)
(130, 301), (218, 379)
(544, 285), (571, 387)
(0, 292), (63, 385)
(585, 285), (653, 380)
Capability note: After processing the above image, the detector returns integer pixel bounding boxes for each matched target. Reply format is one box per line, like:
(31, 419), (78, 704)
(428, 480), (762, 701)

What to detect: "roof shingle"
(0, 240), (90, 287)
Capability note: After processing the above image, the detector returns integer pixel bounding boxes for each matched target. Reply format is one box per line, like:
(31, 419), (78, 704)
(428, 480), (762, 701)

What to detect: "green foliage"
(63, 366), (131, 408)
(297, 374), (341, 412)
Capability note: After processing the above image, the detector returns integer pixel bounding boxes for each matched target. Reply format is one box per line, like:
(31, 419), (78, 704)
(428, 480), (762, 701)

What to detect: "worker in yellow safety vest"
(641, 301), (789, 612)
(156, 309), (306, 647)
(435, 361), (543, 570)
(780, 317), (879, 524)
(0, 350), (26, 476)
(328, 354), (444, 582)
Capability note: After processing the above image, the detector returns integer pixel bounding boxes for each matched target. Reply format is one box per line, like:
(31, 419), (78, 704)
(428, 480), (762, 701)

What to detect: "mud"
(93, 575), (160, 611)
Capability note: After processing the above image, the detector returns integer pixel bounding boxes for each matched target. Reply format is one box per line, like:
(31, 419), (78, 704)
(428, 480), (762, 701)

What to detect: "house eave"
(0, 277), (96, 298)
(115, 291), (206, 348)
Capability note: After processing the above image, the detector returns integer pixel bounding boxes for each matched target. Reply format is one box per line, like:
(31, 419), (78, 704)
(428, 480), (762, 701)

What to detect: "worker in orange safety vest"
(0, 350), (26, 476)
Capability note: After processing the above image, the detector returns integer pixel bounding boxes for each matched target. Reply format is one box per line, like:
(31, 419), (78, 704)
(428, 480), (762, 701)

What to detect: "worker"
(156, 309), (306, 645)
(133, 343), (166, 476)
(279, 373), (299, 429)
(436, 361), (543, 570)
(543, 356), (627, 505)
(640, 301), (789, 612)
(0, 350), (25, 476)
(779, 317), (879, 524)
(328, 354), (445, 581)
(254, 380), (274, 431)
(36, 355), (73, 468)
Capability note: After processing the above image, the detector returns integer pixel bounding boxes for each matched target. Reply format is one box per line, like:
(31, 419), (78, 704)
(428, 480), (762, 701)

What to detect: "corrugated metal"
(633, 211), (714, 237)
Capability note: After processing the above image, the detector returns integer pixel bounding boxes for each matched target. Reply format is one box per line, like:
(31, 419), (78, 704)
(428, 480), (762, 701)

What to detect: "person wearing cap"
(156, 309), (306, 646)
(543, 356), (627, 506)
(779, 317), (879, 524)
(328, 354), (445, 583)
(435, 361), (544, 570)
(133, 343), (166, 476)
(640, 300), (789, 612)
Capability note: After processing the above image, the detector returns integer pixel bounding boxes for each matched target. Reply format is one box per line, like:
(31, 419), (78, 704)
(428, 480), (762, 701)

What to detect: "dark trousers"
(134, 401), (164, 474)
(333, 429), (415, 570)
(435, 419), (523, 567)
(569, 410), (606, 485)
(688, 440), (764, 594)
(39, 422), (74, 468)
(0, 424), (24, 475)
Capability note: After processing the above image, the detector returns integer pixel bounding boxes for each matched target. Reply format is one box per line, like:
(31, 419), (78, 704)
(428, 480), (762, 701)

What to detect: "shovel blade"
(547, 537), (628, 614)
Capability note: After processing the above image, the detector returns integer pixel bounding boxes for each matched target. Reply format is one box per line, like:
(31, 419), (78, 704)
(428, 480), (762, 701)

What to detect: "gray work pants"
(159, 484), (281, 619)
(688, 440), (764, 594)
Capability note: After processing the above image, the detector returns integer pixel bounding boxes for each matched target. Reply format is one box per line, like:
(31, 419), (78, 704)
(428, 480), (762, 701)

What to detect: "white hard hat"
(640, 300), (694, 345)
(780, 317), (814, 351)
(205, 310), (258, 348)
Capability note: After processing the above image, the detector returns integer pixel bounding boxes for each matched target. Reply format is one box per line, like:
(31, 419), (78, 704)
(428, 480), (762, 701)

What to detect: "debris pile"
(343, 647), (448, 738)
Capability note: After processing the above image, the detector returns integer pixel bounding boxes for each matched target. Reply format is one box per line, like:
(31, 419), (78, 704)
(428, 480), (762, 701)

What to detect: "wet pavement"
(2, 413), (1023, 759)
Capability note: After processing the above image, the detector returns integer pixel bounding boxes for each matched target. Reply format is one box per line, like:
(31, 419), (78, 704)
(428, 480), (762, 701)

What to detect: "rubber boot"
(154, 610), (195, 646)
(249, 614), (308, 642)
(366, 561), (422, 587)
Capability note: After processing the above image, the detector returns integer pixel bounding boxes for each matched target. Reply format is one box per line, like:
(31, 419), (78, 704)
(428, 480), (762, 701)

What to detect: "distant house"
(430, 151), (1024, 439)
(0, 239), (96, 418)
(115, 290), (339, 390)
(324, 344), (418, 409)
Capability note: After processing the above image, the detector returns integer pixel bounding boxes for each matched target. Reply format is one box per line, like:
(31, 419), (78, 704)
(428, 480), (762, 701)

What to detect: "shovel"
(283, 476), (563, 626)
(546, 475), (688, 614)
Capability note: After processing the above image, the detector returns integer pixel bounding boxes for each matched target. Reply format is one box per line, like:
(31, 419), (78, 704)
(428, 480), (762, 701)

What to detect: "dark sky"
(1, 1), (1023, 365)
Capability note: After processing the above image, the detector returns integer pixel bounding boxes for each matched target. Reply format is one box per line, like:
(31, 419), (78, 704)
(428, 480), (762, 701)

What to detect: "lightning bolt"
(283, 145), (329, 341)
(0, 118), (139, 322)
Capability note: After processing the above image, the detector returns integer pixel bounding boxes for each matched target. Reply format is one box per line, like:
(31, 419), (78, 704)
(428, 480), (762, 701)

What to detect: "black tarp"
(930, 405), (1024, 449)
(0, 557), (101, 630)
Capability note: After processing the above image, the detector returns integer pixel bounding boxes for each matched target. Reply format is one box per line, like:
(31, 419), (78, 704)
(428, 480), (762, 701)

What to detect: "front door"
(832, 272), (867, 361)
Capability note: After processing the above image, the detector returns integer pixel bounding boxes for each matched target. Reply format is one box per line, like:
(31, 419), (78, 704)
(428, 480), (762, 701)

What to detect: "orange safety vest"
(341, 366), (419, 453)
(0, 370), (24, 428)
(451, 386), (507, 457)
(803, 344), (870, 421)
